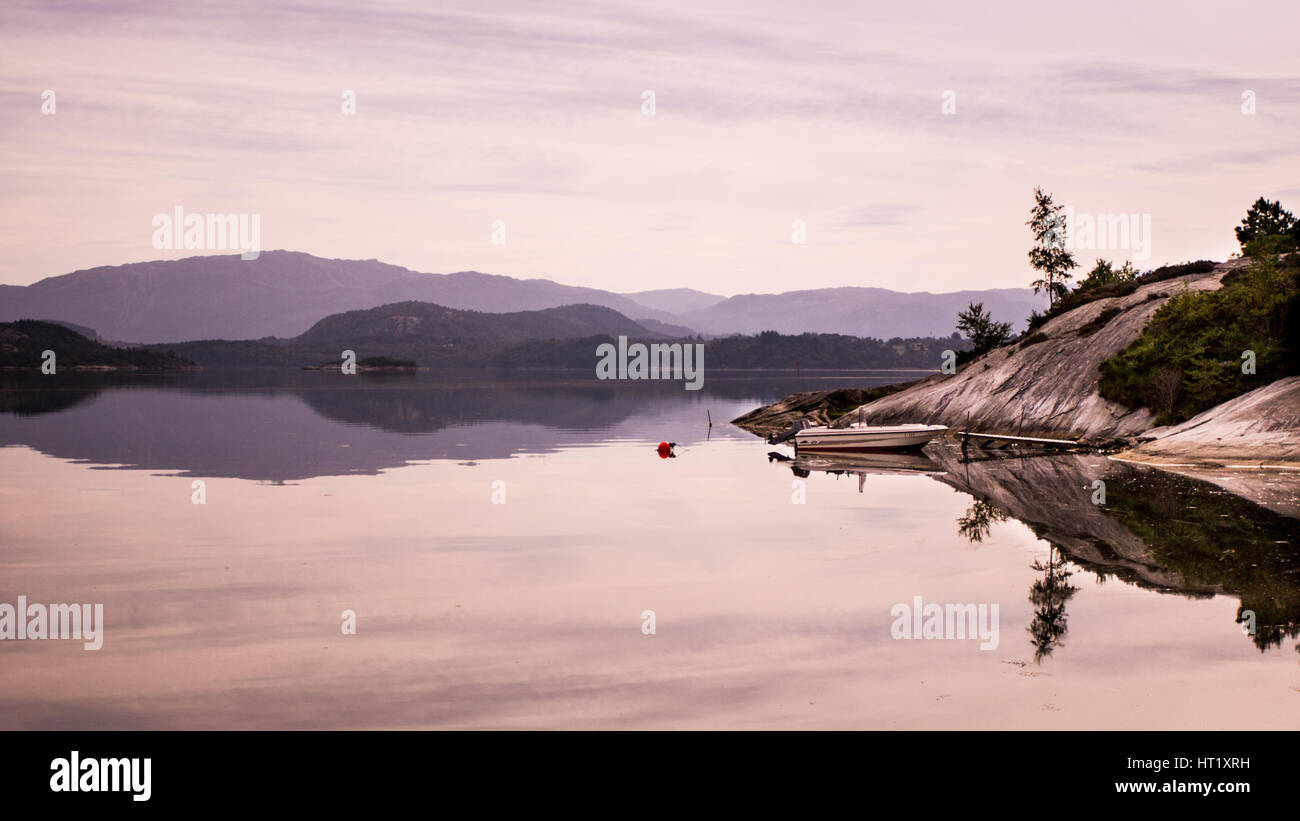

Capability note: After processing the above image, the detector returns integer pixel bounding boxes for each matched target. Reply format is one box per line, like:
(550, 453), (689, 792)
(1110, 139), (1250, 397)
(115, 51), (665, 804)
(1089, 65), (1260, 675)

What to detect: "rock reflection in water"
(934, 447), (1300, 657)
(769, 444), (1300, 661)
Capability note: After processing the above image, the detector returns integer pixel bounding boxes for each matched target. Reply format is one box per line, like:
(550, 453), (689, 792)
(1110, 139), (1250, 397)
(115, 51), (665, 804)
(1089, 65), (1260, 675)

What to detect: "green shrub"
(1098, 252), (1299, 424)
(1077, 260), (1137, 291)
(1143, 259), (1218, 282)
(1025, 260), (1217, 332)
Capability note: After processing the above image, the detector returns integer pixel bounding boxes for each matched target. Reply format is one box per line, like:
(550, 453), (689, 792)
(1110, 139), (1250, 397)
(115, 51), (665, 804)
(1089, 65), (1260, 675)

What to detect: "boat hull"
(793, 424), (946, 452)
(795, 443), (930, 452)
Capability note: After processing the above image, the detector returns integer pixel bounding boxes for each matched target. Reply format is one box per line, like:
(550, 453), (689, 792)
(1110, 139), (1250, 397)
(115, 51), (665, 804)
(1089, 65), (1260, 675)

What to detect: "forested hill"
(0, 320), (196, 370)
(148, 299), (967, 370)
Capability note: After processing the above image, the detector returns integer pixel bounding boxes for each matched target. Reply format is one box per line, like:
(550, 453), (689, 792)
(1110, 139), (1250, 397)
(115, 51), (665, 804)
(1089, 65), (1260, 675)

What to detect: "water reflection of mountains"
(0, 370), (919, 481)
(775, 446), (1300, 658)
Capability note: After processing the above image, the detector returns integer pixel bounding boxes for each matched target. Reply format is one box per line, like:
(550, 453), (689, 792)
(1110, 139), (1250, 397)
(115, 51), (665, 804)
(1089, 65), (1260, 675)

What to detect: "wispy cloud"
(0, 0), (1296, 293)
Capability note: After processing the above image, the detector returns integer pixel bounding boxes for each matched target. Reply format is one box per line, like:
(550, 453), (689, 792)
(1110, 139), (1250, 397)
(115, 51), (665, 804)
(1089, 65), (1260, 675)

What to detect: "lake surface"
(1, 369), (1297, 729)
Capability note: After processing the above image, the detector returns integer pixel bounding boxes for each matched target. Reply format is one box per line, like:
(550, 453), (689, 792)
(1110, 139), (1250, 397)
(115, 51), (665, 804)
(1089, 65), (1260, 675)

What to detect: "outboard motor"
(767, 418), (811, 445)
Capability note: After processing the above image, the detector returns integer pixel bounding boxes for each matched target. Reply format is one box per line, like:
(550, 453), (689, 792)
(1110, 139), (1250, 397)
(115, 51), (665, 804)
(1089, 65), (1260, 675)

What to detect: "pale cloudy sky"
(1, 0), (1297, 294)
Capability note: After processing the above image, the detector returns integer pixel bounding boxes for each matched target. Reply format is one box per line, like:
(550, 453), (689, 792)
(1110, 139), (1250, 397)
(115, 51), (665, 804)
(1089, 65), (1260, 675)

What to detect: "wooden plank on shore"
(958, 431), (1081, 446)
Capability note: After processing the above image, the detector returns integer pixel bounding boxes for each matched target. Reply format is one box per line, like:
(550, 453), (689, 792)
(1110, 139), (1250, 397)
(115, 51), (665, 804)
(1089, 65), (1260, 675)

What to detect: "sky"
(1, 0), (1297, 294)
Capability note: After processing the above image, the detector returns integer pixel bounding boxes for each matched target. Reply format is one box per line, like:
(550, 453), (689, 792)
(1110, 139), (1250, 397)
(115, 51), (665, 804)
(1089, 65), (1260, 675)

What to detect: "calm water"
(1, 370), (1297, 729)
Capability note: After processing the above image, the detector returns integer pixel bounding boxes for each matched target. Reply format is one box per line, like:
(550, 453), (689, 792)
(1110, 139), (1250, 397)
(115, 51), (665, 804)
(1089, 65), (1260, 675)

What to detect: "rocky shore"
(735, 258), (1300, 468)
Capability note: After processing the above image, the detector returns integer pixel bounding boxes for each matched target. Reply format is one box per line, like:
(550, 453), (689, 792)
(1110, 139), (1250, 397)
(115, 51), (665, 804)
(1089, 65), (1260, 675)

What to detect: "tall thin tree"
(1026, 187), (1078, 306)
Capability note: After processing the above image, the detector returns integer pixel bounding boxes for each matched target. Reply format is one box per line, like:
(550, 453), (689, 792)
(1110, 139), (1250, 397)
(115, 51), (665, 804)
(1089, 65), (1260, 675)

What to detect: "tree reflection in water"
(1028, 546), (1080, 662)
(956, 499), (1008, 543)
(955, 497), (1078, 661)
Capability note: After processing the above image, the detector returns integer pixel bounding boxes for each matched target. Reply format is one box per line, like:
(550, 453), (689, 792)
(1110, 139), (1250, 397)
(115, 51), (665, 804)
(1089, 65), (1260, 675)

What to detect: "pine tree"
(1234, 197), (1297, 249)
(956, 302), (1012, 355)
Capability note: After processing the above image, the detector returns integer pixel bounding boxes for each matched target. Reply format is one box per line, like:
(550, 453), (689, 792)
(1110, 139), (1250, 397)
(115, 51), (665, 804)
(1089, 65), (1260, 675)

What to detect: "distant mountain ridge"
(679, 286), (1044, 337)
(0, 250), (1043, 343)
(620, 288), (726, 314)
(0, 251), (678, 343)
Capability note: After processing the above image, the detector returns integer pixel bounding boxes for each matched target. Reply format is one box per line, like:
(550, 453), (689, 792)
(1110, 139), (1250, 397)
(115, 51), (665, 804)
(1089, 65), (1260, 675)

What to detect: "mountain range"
(0, 250), (1044, 343)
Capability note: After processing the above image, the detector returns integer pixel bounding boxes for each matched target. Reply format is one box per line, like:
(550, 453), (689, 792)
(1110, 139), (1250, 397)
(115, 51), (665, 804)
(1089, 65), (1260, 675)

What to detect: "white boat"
(793, 422), (947, 452)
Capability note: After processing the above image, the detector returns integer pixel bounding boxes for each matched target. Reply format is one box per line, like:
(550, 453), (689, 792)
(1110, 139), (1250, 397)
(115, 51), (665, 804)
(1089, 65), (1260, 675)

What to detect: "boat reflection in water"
(768, 448), (945, 492)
